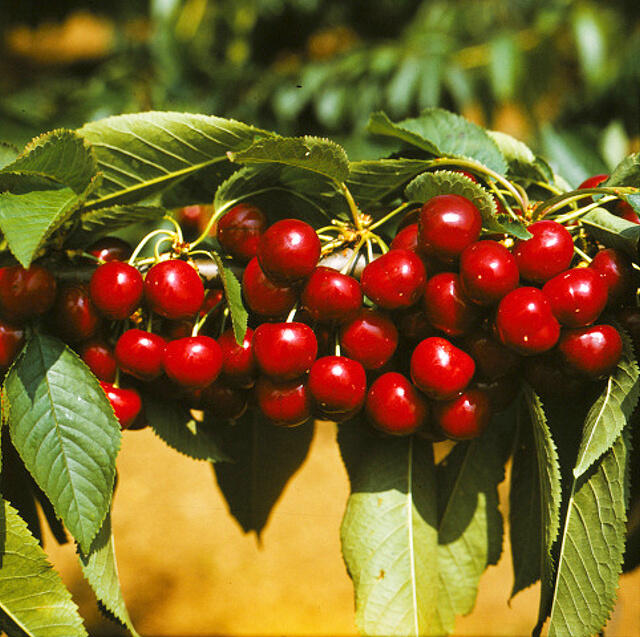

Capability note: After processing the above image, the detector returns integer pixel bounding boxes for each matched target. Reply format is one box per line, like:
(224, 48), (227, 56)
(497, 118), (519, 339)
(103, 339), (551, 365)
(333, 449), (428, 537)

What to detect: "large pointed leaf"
(0, 499), (87, 637)
(581, 208), (640, 259)
(605, 152), (640, 187)
(212, 255), (247, 345)
(5, 332), (120, 553)
(487, 130), (553, 183)
(77, 205), (166, 237)
(340, 436), (438, 636)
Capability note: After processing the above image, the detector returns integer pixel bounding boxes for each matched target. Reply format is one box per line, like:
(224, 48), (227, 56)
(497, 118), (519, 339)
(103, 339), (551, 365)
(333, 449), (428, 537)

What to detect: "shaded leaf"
(78, 205), (166, 237)
(212, 255), (247, 345)
(581, 207), (640, 260)
(605, 153), (640, 187)
(0, 143), (18, 170)
(488, 130), (553, 182)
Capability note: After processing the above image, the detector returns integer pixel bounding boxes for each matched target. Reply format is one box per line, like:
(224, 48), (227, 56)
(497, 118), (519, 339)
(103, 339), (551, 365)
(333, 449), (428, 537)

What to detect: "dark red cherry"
(199, 380), (248, 421)
(253, 322), (317, 380)
(513, 220), (574, 284)
(542, 267), (608, 327)
(524, 353), (586, 400)
(590, 248), (636, 306)
(616, 307), (640, 354)
(242, 257), (297, 318)
(418, 194), (482, 261)
(0, 265), (57, 321)
(217, 327), (256, 387)
(115, 329), (166, 381)
(90, 261), (144, 320)
(257, 219), (321, 283)
(163, 335), (223, 388)
(199, 288), (225, 318)
(390, 223), (419, 252)
(339, 309), (398, 370)
(87, 237), (132, 263)
(365, 372), (428, 435)
(100, 382), (143, 430)
(578, 174), (608, 190)
(54, 284), (100, 343)
(361, 249), (427, 310)
(145, 259), (205, 320)
(475, 375), (521, 413)
(177, 204), (211, 240)
(432, 388), (491, 440)
(398, 307), (436, 344)
(495, 287), (560, 355)
(217, 203), (268, 262)
(463, 331), (521, 381)
(308, 355), (367, 417)
(459, 240), (519, 305)
(423, 272), (479, 337)
(0, 320), (25, 372)
(80, 339), (116, 382)
(410, 336), (475, 400)
(558, 325), (623, 378)
(301, 267), (362, 323)
(615, 199), (640, 224)
(255, 376), (312, 427)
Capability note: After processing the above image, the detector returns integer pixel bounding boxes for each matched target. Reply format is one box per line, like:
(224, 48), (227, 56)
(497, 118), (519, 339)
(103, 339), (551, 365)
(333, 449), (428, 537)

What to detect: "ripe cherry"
(459, 240), (519, 305)
(410, 336), (475, 400)
(217, 203), (268, 262)
(177, 204), (211, 240)
(0, 320), (25, 372)
(218, 327), (256, 387)
(199, 380), (248, 421)
(242, 257), (297, 317)
(513, 220), (574, 284)
(253, 322), (318, 380)
(542, 267), (608, 327)
(308, 355), (367, 418)
(418, 194), (482, 261)
(163, 335), (223, 388)
(90, 262), (144, 320)
(199, 288), (225, 318)
(339, 308), (399, 370)
(578, 174), (608, 190)
(432, 388), (491, 440)
(589, 248), (635, 306)
(255, 376), (312, 427)
(257, 219), (321, 283)
(100, 382), (143, 430)
(423, 272), (479, 337)
(495, 287), (560, 355)
(365, 372), (428, 436)
(145, 259), (205, 320)
(524, 353), (586, 401)
(463, 331), (521, 381)
(301, 267), (362, 323)
(0, 265), (57, 321)
(558, 324), (623, 378)
(54, 284), (101, 343)
(361, 249), (427, 310)
(80, 339), (116, 383)
(475, 375), (521, 413)
(87, 237), (132, 263)
(398, 307), (436, 343)
(115, 329), (166, 381)
(614, 200), (640, 224)
(390, 223), (419, 252)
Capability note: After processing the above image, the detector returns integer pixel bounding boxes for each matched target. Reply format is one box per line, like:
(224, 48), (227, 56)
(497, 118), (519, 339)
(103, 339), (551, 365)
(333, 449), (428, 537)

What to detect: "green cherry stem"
(535, 187), (638, 219)
(552, 195), (618, 224)
(368, 202), (411, 232)
(163, 214), (185, 244)
(128, 229), (176, 266)
(573, 245), (592, 263)
(341, 183), (363, 231)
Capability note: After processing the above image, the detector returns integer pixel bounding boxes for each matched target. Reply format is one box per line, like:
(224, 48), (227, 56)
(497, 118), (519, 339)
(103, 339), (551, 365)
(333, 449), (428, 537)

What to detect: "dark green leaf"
(78, 205), (166, 237)
(624, 193), (640, 214)
(212, 255), (247, 345)
(581, 207), (640, 259)
(605, 153), (640, 187)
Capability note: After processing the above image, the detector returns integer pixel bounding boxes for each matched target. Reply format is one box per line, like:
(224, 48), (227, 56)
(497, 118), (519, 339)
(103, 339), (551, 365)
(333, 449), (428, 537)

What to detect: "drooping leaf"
(487, 130), (553, 182)
(213, 411), (314, 536)
(0, 499), (87, 637)
(5, 332), (120, 553)
(581, 207), (640, 260)
(0, 143), (18, 170)
(76, 205), (166, 239)
(605, 153), (640, 187)
(212, 255), (247, 345)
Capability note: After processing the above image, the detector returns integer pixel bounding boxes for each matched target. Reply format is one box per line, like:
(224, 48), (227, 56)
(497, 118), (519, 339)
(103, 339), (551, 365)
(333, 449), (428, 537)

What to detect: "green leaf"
(78, 205), (166, 237)
(341, 437), (438, 636)
(212, 255), (247, 345)
(605, 153), (640, 187)
(0, 143), (18, 170)
(0, 499), (87, 637)
(5, 332), (120, 553)
(78, 512), (139, 637)
(213, 411), (314, 536)
(488, 34), (522, 102)
(547, 429), (631, 637)
(581, 207), (640, 259)
(368, 111), (442, 155)
(573, 330), (639, 478)
(487, 130), (553, 182)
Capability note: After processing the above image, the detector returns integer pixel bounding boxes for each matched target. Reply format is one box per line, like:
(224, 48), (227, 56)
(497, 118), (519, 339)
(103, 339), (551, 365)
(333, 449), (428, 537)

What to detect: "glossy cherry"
(217, 327), (256, 387)
(495, 287), (560, 355)
(361, 249), (427, 310)
(199, 380), (248, 421)
(301, 266), (362, 323)
(242, 257), (297, 317)
(163, 335), (223, 388)
(513, 220), (574, 284)
(177, 204), (211, 240)
(390, 223), (419, 252)
(418, 194), (482, 261)
(145, 259), (205, 320)
(80, 339), (116, 382)
(253, 322), (318, 380)
(578, 174), (608, 190)
(365, 372), (428, 435)
(54, 284), (101, 343)
(90, 261), (144, 320)
(432, 388), (491, 440)
(410, 336), (475, 400)
(255, 376), (312, 427)
(463, 331), (521, 381)
(115, 329), (166, 381)
(100, 382), (143, 430)
(87, 237), (132, 263)
(0, 320), (25, 372)
(217, 203), (268, 262)
(257, 219), (320, 283)
(0, 265), (57, 321)
(558, 324), (623, 378)
(589, 248), (635, 306)
(339, 308), (398, 370)
(542, 267), (608, 327)
(308, 355), (367, 417)
(614, 200), (640, 224)
(423, 272), (479, 337)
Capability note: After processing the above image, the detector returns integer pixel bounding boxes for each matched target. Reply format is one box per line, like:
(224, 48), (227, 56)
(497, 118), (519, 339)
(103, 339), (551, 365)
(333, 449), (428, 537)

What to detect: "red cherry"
(218, 327), (256, 387)
(542, 267), (608, 327)
(398, 307), (436, 344)
(590, 248), (636, 306)
(495, 287), (560, 355)
(100, 382), (143, 429)
(578, 174), (608, 190)
(308, 355), (367, 417)
(87, 237), (132, 263)
(199, 288), (225, 318)
(423, 272), (479, 337)
(177, 204), (212, 240)
(200, 380), (248, 421)
(463, 331), (521, 381)
(0, 320), (25, 372)
(115, 329), (166, 381)
(475, 375), (521, 413)
(361, 249), (427, 310)
(418, 194), (482, 261)
(0, 265), (57, 321)
(217, 203), (268, 262)
(365, 372), (428, 435)
(257, 219), (321, 283)
(459, 240), (519, 305)
(513, 220), (574, 284)
(614, 200), (640, 224)
(90, 262), (144, 320)
(558, 325), (623, 378)
(163, 335), (223, 388)
(300, 267), (362, 323)
(410, 336), (475, 400)
(339, 308), (398, 370)
(524, 353), (586, 400)
(390, 224), (419, 252)
(253, 322), (317, 380)
(54, 284), (100, 343)
(432, 389), (491, 440)
(145, 260), (205, 320)
(242, 257), (297, 317)
(255, 376), (312, 427)
(80, 339), (116, 382)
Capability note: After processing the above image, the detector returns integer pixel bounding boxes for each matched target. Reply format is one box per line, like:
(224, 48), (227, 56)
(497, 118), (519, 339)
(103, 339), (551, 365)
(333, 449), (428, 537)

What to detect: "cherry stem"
(128, 229), (176, 265)
(153, 236), (174, 262)
(146, 314), (153, 333)
(286, 305), (299, 323)
(553, 195), (618, 224)
(366, 237), (374, 262)
(485, 181), (521, 220)
(370, 234), (389, 255)
(340, 238), (367, 274)
(113, 367), (121, 389)
(163, 215), (184, 244)
(535, 187), (638, 219)
(368, 202), (411, 231)
(573, 245), (592, 264)
(341, 183), (363, 231)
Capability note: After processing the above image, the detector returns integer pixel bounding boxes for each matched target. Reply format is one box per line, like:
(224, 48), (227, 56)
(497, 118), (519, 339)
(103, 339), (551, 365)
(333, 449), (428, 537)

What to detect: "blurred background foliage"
(1, 0), (640, 181)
